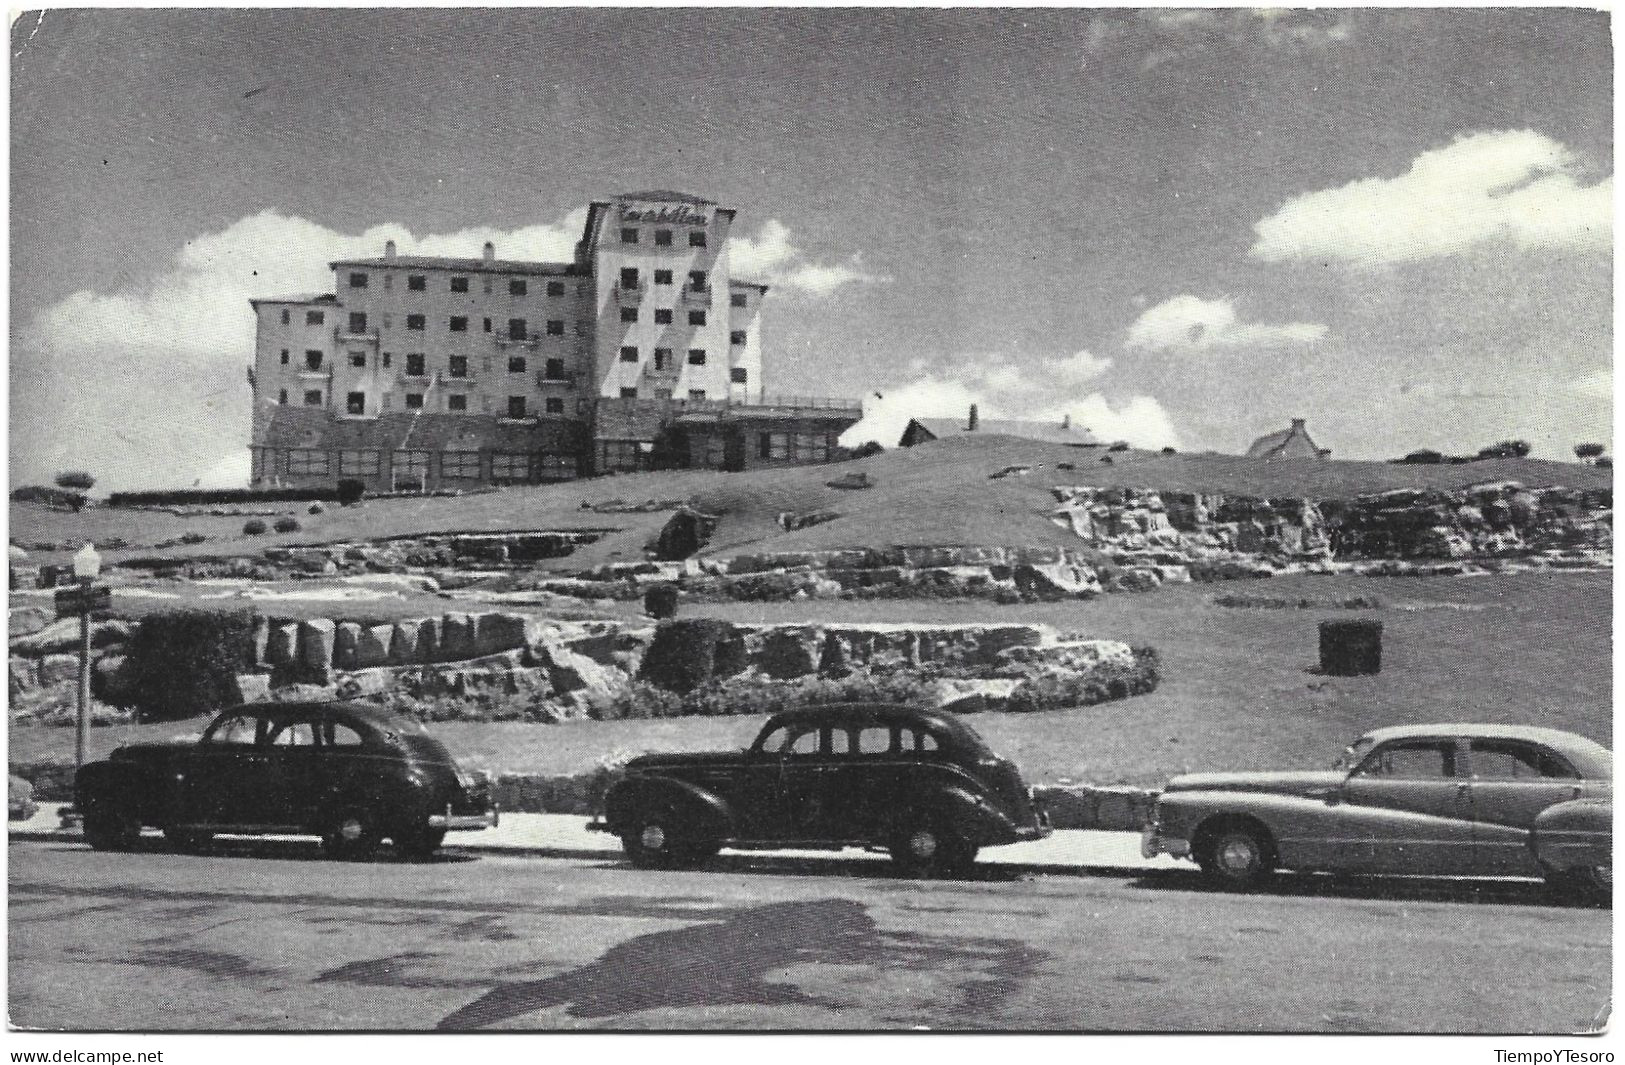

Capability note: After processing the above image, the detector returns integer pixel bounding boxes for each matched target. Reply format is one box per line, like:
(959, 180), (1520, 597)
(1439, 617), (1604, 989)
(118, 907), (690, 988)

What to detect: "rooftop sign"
(618, 204), (708, 227)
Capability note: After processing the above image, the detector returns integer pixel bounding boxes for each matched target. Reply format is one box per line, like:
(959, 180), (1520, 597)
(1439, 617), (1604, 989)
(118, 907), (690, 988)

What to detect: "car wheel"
(1198, 825), (1275, 890)
(164, 827), (213, 853)
(1547, 862), (1612, 907)
(889, 815), (977, 878)
(622, 812), (697, 870)
(322, 809), (381, 861)
(83, 808), (141, 852)
(394, 827), (447, 861)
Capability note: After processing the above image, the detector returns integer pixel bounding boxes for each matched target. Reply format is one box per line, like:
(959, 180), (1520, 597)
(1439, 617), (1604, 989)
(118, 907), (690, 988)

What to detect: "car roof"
(761, 702), (989, 749)
(217, 700), (407, 729)
(1361, 723), (1612, 775)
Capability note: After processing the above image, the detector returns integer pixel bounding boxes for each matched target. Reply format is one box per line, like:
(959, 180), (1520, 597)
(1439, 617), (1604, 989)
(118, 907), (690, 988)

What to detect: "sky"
(9, 8), (1613, 492)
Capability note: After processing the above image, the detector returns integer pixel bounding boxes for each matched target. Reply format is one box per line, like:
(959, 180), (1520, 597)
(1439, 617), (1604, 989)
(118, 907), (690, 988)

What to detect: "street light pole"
(71, 543), (101, 771)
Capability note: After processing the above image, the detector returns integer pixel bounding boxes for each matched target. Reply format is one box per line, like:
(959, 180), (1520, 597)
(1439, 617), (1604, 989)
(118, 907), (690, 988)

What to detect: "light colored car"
(1143, 723), (1611, 898)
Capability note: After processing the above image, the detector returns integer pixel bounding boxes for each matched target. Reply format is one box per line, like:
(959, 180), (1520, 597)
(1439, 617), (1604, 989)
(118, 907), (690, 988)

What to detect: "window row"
(619, 227), (707, 247)
(615, 388), (712, 400)
(276, 309), (328, 326)
(618, 267), (709, 289)
(618, 346), (711, 366)
(621, 308), (715, 326)
(276, 448), (575, 483)
(758, 432), (839, 462)
(278, 390), (566, 417)
(350, 272), (573, 298)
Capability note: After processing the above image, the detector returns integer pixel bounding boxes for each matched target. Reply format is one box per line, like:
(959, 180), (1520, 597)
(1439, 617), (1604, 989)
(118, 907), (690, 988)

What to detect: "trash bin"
(1319, 619), (1382, 676)
(644, 584), (680, 620)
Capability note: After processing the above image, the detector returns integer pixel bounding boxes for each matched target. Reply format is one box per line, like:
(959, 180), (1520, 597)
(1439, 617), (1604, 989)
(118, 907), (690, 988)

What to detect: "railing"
(536, 371), (576, 388)
(495, 332), (539, 349)
(679, 283), (712, 308)
(435, 370), (476, 385)
(745, 394), (862, 410)
(333, 327), (379, 343)
(614, 282), (646, 306)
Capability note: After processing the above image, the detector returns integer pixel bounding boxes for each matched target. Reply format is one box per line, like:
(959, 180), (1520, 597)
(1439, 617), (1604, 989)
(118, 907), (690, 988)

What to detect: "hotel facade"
(247, 191), (860, 489)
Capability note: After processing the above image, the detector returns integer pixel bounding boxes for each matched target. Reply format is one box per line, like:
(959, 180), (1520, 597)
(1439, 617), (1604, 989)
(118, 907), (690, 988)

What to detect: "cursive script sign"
(619, 204), (709, 227)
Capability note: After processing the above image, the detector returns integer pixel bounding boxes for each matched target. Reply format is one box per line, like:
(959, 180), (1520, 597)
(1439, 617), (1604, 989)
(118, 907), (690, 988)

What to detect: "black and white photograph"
(6, 5), (1613, 1046)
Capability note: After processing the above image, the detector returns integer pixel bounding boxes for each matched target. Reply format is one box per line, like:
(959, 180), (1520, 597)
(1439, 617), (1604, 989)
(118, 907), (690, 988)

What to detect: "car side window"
(830, 729), (854, 755)
(206, 715), (260, 745)
(1355, 740), (1456, 779)
(903, 728), (940, 753)
(756, 726), (789, 753)
(855, 727), (895, 756)
(786, 729), (820, 756)
(321, 722), (365, 747)
(1471, 740), (1578, 780)
(269, 721), (316, 746)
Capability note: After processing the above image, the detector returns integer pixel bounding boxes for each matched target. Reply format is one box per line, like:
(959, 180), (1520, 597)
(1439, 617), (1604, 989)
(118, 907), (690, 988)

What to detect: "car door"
(1467, 739), (1588, 876)
(733, 724), (796, 840)
(263, 715), (324, 829)
(1337, 737), (1477, 874)
(778, 725), (834, 839)
(183, 712), (282, 826)
(813, 725), (896, 840)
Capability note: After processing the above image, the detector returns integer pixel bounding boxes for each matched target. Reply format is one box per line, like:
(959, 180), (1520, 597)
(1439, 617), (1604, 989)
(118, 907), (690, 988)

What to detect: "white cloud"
(730, 221), (890, 297)
(1125, 296), (1328, 354)
(839, 349), (1179, 450)
(1251, 130), (1613, 267)
(1569, 369), (1613, 400)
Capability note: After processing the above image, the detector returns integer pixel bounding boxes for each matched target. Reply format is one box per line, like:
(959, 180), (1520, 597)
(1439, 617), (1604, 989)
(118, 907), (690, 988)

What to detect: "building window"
(406, 314), (425, 331)
(619, 387), (638, 399)
(731, 330), (747, 346)
(544, 357), (567, 380)
(288, 448), (329, 475)
(306, 310), (325, 325)
(450, 276), (469, 293)
(303, 390), (324, 407)
(545, 397), (565, 414)
(688, 270), (708, 289)
(654, 347), (672, 370)
(689, 310), (707, 326)
(384, 274), (393, 291)
(394, 449), (431, 484)
(508, 318), (527, 340)
(278, 389), (288, 404)
(483, 278), (492, 295)
(381, 352), (392, 368)
(687, 348), (706, 365)
(491, 452), (532, 484)
(405, 392), (424, 410)
(620, 307), (639, 323)
(795, 433), (833, 462)
(689, 231), (707, 248)
(731, 292), (748, 308)
(305, 350), (323, 370)
(482, 318), (492, 333)
(450, 316), (468, 332)
(688, 389), (707, 400)
(441, 450), (481, 478)
(619, 346), (639, 363)
(406, 353), (426, 377)
(760, 432), (789, 460)
(449, 355), (468, 378)
(620, 267), (639, 289)
(508, 356), (527, 373)
(620, 227), (639, 244)
(279, 349), (290, 365)
(348, 312), (367, 334)
(510, 279), (527, 295)
(408, 275), (426, 291)
(599, 440), (644, 471)
(547, 319), (564, 336)
(547, 281), (565, 297)
(448, 394), (468, 412)
(339, 449), (380, 476)
(346, 392), (365, 415)
(507, 396), (527, 419)
(730, 367), (748, 384)
(654, 269), (673, 285)
(281, 308), (290, 324)
(349, 272), (368, 289)
(655, 309), (672, 325)
(654, 229), (672, 247)
(350, 352), (366, 368)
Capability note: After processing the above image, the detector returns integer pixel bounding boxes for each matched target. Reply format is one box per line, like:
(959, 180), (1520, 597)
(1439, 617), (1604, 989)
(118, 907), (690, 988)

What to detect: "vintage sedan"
(1143, 723), (1611, 897)
(74, 701), (498, 859)
(589, 703), (1051, 876)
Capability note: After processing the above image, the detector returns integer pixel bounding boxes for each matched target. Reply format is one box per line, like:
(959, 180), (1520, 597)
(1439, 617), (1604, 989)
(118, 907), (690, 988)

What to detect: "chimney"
(1061, 414), (1071, 430)
(384, 239), (397, 260)
(482, 241), (496, 263)
(1291, 418), (1306, 430)
(968, 404), (979, 431)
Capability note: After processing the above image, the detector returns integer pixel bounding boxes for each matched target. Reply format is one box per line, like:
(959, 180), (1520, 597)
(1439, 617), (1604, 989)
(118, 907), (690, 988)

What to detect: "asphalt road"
(8, 838), (1611, 1033)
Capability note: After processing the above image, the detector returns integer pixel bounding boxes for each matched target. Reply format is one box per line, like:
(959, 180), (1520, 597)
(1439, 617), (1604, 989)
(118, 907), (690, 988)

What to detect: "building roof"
(728, 279), (771, 292)
(249, 293), (338, 307)
(905, 418), (1101, 447)
(616, 190), (715, 205)
(327, 255), (584, 277)
(1247, 419), (1323, 459)
(258, 406), (581, 452)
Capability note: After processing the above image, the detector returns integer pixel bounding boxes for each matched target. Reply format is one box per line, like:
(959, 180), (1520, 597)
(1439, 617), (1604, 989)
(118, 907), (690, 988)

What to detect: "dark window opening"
(348, 272), (368, 289)
(449, 316), (468, 332)
(408, 275), (426, 291)
(450, 277), (469, 293)
(510, 279), (527, 295)
(346, 392), (365, 415)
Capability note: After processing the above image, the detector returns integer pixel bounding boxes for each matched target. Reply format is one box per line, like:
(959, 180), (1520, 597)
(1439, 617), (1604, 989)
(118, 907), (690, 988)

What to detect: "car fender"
(899, 784), (1022, 847)
(604, 775), (734, 840)
(1531, 797), (1611, 875)
(75, 760), (156, 822)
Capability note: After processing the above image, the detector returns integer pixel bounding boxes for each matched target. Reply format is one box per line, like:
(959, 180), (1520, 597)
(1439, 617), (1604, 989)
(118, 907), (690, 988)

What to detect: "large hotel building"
(247, 191), (861, 489)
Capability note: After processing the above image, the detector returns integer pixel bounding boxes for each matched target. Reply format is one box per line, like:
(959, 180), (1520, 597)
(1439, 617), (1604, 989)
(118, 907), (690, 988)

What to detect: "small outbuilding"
(1246, 418), (1329, 461)
(900, 405), (1101, 448)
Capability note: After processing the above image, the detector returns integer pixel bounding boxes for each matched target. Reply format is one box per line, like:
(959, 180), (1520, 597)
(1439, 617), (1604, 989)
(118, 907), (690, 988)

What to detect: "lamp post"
(71, 544), (101, 770)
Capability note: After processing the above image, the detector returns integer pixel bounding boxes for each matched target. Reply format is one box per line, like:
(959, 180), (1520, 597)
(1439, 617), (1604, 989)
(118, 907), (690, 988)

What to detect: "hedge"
(108, 487), (343, 507)
(119, 609), (259, 722)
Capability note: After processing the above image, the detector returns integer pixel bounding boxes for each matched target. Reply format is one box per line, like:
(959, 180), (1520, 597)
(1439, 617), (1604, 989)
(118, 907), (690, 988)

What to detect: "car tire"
(164, 827), (213, 853)
(1546, 862), (1612, 907)
(394, 827), (447, 861)
(622, 810), (699, 870)
(1197, 824), (1275, 890)
(322, 809), (381, 861)
(82, 807), (141, 852)
(889, 814), (977, 878)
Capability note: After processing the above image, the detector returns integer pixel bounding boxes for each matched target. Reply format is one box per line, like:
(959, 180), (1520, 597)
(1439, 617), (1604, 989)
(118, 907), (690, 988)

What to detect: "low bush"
(1002, 647), (1161, 713)
(180, 531), (207, 545)
(108, 487), (342, 507)
(337, 479), (366, 506)
(242, 518), (268, 535)
(11, 485), (85, 510)
(273, 516), (301, 533)
(120, 609), (259, 723)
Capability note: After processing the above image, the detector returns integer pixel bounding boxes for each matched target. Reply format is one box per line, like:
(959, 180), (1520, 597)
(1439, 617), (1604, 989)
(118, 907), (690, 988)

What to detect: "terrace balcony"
(614, 281), (646, 306)
(495, 331), (539, 350)
(679, 283), (712, 309)
(333, 326), (379, 344)
(536, 370), (577, 388)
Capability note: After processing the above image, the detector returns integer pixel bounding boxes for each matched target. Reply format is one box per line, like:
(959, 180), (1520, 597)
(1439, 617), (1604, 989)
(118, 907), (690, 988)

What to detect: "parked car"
(74, 701), (498, 860)
(1143, 723), (1611, 898)
(589, 703), (1051, 876)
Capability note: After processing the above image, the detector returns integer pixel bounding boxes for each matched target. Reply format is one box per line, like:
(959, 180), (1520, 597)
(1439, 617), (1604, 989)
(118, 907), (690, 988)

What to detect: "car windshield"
(1334, 735), (1375, 770)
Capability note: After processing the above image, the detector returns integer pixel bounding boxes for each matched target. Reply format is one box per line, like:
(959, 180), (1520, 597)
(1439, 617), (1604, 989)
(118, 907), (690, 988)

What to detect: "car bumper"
(1141, 822), (1190, 860)
(428, 805), (500, 832)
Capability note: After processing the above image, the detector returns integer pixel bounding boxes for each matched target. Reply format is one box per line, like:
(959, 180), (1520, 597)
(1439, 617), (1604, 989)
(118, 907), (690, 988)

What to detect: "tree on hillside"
(1575, 442), (1606, 464)
(54, 470), (95, 491)
(1395, 449), (1445, 465)
(1476, 440), (1532, 460)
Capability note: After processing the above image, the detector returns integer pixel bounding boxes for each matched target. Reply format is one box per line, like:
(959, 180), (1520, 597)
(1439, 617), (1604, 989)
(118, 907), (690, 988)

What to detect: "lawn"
(11, 570), (1608, 789)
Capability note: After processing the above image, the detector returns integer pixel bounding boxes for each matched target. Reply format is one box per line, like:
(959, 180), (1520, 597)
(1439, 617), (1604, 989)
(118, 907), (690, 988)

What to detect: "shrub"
(54, 471), (95, 492)
(636, 619), (747, 693)
(11, 485), (85, 510)
(120, 609), (259, 722)
(1395, 449), (1445, 465)
(1002, 647), (1161, 713)
(242, 518), (268, 535)
(1108, 441), (1130, 452)
(337, 479), (366, 506)
(1476, 439), (1532, 460)
(273, 516), (301, 533)
(308, 502), (326, 515)
(849, 440), (885, 460)
(1160, 446), (1178, 455)
(180, 531), (207, 545)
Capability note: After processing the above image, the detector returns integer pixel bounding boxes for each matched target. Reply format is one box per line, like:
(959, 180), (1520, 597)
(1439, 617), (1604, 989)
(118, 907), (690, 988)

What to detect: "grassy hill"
(11, 435), (1610, 570)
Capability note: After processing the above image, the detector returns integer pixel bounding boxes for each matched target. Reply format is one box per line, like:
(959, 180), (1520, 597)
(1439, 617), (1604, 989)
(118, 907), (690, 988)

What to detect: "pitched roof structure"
(1246, 418), (1327, 460)
(902, 417), (1101, 448)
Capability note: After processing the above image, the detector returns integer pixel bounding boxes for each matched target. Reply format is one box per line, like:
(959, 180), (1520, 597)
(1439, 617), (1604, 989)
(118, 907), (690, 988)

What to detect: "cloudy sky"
(10, 8), (1612, 491)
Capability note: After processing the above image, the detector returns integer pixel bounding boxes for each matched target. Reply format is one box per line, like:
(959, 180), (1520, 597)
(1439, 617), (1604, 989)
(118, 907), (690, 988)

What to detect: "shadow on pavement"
(49, 835), (479, 866)
(1126, 867), (1604, 909)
